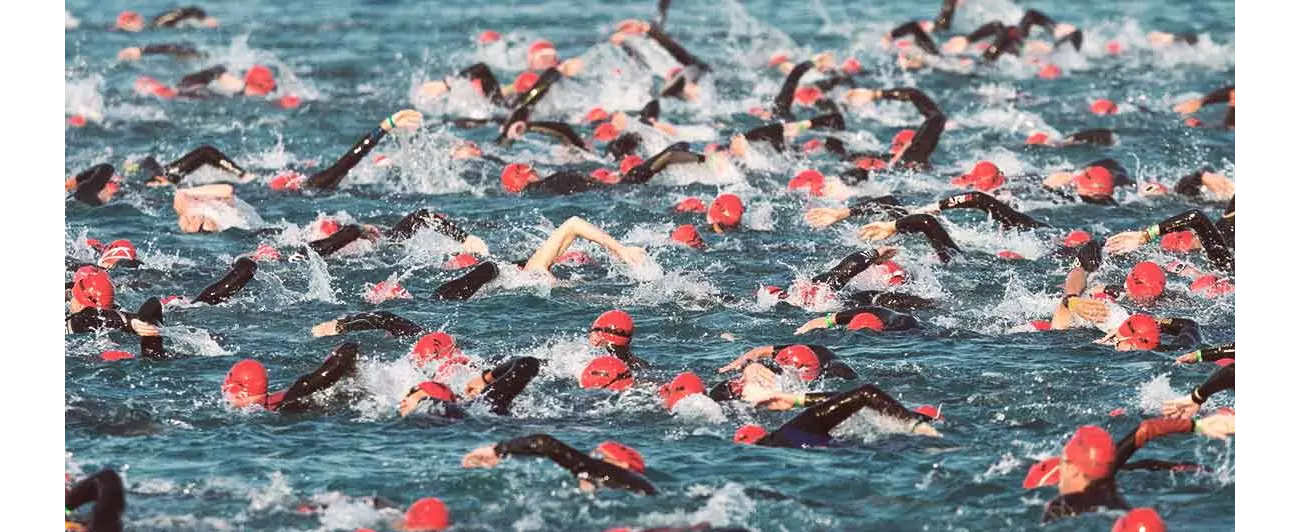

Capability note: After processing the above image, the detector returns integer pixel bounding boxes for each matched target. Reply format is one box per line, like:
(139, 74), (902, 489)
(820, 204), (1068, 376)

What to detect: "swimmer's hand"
(858, 221), (898, 241)
(311, 320), (339, 337)
(1200, 173), (1235, 200)
(1161, 395), (1201, 420)
(911, 423), (941, 438)
(461, 446), (501, 468)
(876, 246), (900, 261)
(1104, 231), (1149, 254)
(794, 317), (830, 335)
(381, 109), (423, 132)
(1194, 411), (1235, 440)
(941, 36), (969, 55)
(462, 235), (489, 256)
(130, 319), (160, 337)
(117, 47), (143, 61)
(1042, 171), (1074, 189)
(1024, 40), (1053, 55)
(464, 374), (488, 398)
(145, 175), (173, 187)
(614, 245), (647, 266)
(804, 207), (850, 229)
(558, 58), (584, 77)
(718, 345), (774, 373)
(1174, 351), (1202, 365)
(1066, 297), (1110, 323)
(419, 80), (449, 99)
(1173, 98), (1203, 115)
(729, 135), (750, 158)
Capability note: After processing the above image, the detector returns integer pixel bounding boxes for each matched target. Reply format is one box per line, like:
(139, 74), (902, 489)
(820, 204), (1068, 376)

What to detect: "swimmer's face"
(226, 391), (266, 409)
(588, 331), (606, 347)
(528, 49), (559, 71)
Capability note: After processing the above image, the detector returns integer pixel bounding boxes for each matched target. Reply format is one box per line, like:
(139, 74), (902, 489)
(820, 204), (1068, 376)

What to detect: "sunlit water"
(66, 0), (1234, 530)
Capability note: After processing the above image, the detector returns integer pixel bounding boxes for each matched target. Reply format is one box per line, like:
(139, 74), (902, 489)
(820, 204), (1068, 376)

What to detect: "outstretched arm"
(306, 110), (422, 190)
(523, 217), (645, 273)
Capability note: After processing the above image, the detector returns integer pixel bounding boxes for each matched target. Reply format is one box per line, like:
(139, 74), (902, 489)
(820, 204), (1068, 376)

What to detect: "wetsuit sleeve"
(743, 123), (786, 152)
(803, 344), (858, 380)
(646, 25), (705, 69)
(1086, 159), (1133, 186)
(1156, 318), (1202, 350)
(494, 434), (659, 494)
(773, 61), (814, 120)
(935, 0), (958, 31)
(1198, 343), (1236, 362)
(808, 111), (845, 131)
(899, 114), (946, 167)
(66, 308), (136, 335)
(937, 192), (1048, 230)
(510, 68), (562, 112)
(152, 6), (207, 27)
(1064, 129), (1115, 146)
(1190, 363), (1234, 405)
(527, 122), (591, 151)
(894, 214), (962, 263)
(777, 383), (930, 440)
(336, 311), (424, 338)
(847, 196), (909, 219)
(639, 99), (662, 124)
(457, 63), (505, 106)
(609, 345), (650, 369)
(812, 249), (881, 290)
(306, 127), (388, 190)
(179, 65), (227, 89)
(868, 292), (936, 312)
(1173, 169), (1213, 197)
(1017, 9), (1058, 37)
(887, 22), (940, 55)
(141, 43), (203, 58)
(135, 297), (167, 360)
(1200, 86), (1234, 106)
(622, 143), (704, 185)
(966, 22), (1006, 43)
(386, 208), (469, 242)
(163, 145), (248, 183)
(275, 342), (360, 414)
(981, 29), (1022, 62)
(193, 257), (257, 305)
(308, 225), (364, 257)
(606, 132), (643, 160)
(1110, 418), (1195, 475)
(1153, 210), (1234, 271)
(877, 88), (942, 119)
(479, 356), (542, 415)
(65, 469), (126, 532)
(535, 171), (602, 195)
(1055, 30), (1083, 51)
(433, 261), (500, 301)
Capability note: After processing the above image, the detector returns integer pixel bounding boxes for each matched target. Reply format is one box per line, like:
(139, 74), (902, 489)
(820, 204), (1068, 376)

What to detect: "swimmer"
(65, 266), (162, 338)
(222, 343), (360, 414)
(733, 382), (941, 447)
(1173, 85), (1234, 128)
(117, 42), (204, 61)
(115, 6), (219, 32)
(174, 64), (280, 98)
(66, 164), (123, 206)
(65, 468), (125, 532)
(462, 434), (657, 494)
(1161, 362), (1235, 419)
(398, 356), (541, 417)
(1104, 209), (1234, 272)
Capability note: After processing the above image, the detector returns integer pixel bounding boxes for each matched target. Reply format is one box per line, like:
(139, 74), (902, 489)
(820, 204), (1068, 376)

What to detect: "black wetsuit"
(1199, 85), (1235, 128)
(493, 434), (658, 494)
(937, 192), (1048, 230)
(812, 249), (890, 291)
(1150, 209), (1234, 272)
(607, 344), (650, 370)
(1188, 362), (1234, 406)
(135, 43), (204, 59)
(1063, 129), (1116, 146)
(774, 61), (816, 120)
(842, 290), (936, 311)
(831, 306), (921, 332)
(433, 261), (501, 301)
(741, 112), (843, 153)
(755, 383), (933, 448)
(152, 6), (209, 27)
(1189, 343), (1235, 363)
(139, 145), (247, 185)
(335, 311), (425, 338)
(473, 356), (541, 415)
(935, 0), (958, 31)
(65, 296), (162, 340)
(69, 164), (115, 206)
(193, 257), (256, 304)
(66, 469), (126, 532)
(1153, 317), (1204, 352)
(1042, 418), (1196, 522)
(271, 343), (360, 414)
(888, 21), (941, 55)
(896, 214), (963, 263)
(621, 142), (705, 184)
(307, 208), (472, 257)
(878, 88), (946, 168)
(305, 126), (391, 190)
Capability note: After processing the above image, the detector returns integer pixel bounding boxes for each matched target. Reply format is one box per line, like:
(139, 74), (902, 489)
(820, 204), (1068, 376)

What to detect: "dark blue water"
(66, 1), (1234, 530)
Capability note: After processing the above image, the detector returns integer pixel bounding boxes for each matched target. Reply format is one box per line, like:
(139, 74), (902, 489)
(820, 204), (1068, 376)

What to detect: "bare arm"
(524, 217), (644, 272)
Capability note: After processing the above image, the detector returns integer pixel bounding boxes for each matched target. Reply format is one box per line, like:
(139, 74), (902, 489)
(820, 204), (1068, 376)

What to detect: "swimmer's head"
(1113, 315), (1160, 351)
(952, 161), (1005, 192)
(243, 65), (276, 96)
(788, 169), (826, 197)
(734, 424), (767, 444)
(116, 11), (145, 32)
(579, 356), (634, 391)
(1090, 98), (1119, 115)
(618, 155), (643, 175)
(1026, 132), (1051, 145)
(794, 86), (823, 107)
(527, 40), (558, 70)
(223, 359), (269, 408)
(1124, 262), (1166, 302)
(673, 197), (707, 213)
(401, 497), (450, 531)
(1160, 231), (1199, 253)
(846, 312), (885, 332)
(70, 266), (115, 310)
(890, 129), (916, 155)
(1060, 425), (1116, 487)
(410, 332), (458, 368)
(706, 194), (744, 232)
(1113, 508), (1165, 532)
(774, 345), (822, 381)
(500, 163), (539, 194)
(589, 310), (634, 347)
(592, 441), (645, 473)
(451, 141), (482, 160)
(1074, 166), (1115, 198)
(1062, 230), (1092, 248)
(97, 239), (138, 268)
(670, 224), (706, 250)
(511, 71), (540, 94)
(658, 371), (705, 410)
(399, 381), (456, 417)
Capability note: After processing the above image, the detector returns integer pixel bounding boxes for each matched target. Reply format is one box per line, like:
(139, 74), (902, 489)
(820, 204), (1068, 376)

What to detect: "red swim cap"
(1037, 64), (1062, 79)
(847, 312), (885, 331)
(98, 239), (138, 267)
(269, 171), (304, 191)
(1064, 425), (1116, 480)
(1160, 231), (1199, 253)
(416, 381), (455, 402)
(411, 332), (458, 368)
(585, 107), (610, 123)
(914, 404), (942, 420)
(1022, 456), (1062, 489)
(68, 115), (87, 127)
(72, 266), (115, 309)
(116, 11), (143, 30)
(841, 57), (863, 75)
(1113, 508), (1165, 532)
(478, 30), (501, 44)
(734, 424), (768, 444)
(876, 260), (906, 286)
(223, 359), (269, 400)
(512, 71), (540, 93)
(671, 224), (706, 250)
(1190, 275), (1233, 297)
(589, 168), (619, 184)
(1075, 166), (1115, 197)
(580, 356), (634, 390)
(594, 441), (645, 473)
(500, 163), (536, 193)
(1026, 132), (1051, 145)
(244, 65), (276, 96)
(659, 372), (705, 410)
(528, 39), (556, 56)
(1117, 314), (1160, 351)
(1105, 40), (1124, 55)
(403, 497), (450, 531)
(707, 194), (745, 228)
(674, 197), (707, 213)
(801, 139), (824, 153)
(856, 157), (888, 170)
(593, 122), (620, 142)
(366, 280), (411, 303)
(278, 95), (301, 109)
(788, 169), (826, 196)
(1125, 262), (1166, 302)
(997, 250), (1025, 260)
(890, 129), (916, 153)
(1029, 320), (1052, 331)
(250, 243), (279, 262)
(619, 155), (644, 175)
(767, 52), (790, 67)
(444, 253), (480, 270)
(591, 310), (634, 347)
(794, 86), (823, 106)
(1091, 98), (1119, 115)
(953, 161), (1005, 191)
(1063, 230), (1092, 247)
(774, 345), (822, 381)
(101, 350), (135, 362)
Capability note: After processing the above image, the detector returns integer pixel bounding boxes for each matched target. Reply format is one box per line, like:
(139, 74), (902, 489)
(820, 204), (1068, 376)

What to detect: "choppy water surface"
(65, 1), (1234, 530)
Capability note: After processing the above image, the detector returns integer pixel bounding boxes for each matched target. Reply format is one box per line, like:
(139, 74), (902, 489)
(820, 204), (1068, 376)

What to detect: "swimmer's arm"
(899, 113), (946, 165)
(935, 192), (1047, 230)
(306, 110), (421, 190)
(178, 65), (227, 88)
(773, 61), (814, 119)
(846, 195), (909, 219)
(1017, 9), (1058, 37)
(645, 25), (702, 67)
(176, 184), (235, 200)
(895, 213), (961, 263)
(1191, 363), (1235, 404)
(877, 88), (943, 119)
(527, 122), (590, 151)
(276, 343), (360, 413)
(886, 22), (941, 55)
(193, 257), (257, 305)
(494, 434), (590, 471)
(1173, 169), (1214, 197)
(1153, 210), (1233, 271)
(966, 22), (1005, 43)
(1200, 86), (1234, 106)
(141, 43), (204, 58)
(1181, 343), (1235, 363)
(622, 143), (704, 185)
(65, 469), (126, 530)
(1109, 418), (1195, 475)
(327, 311), (424, 338)
(935, 0), (958, 31)
(1051, 267), (1089, 329)
(308, 225), (365, 257)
